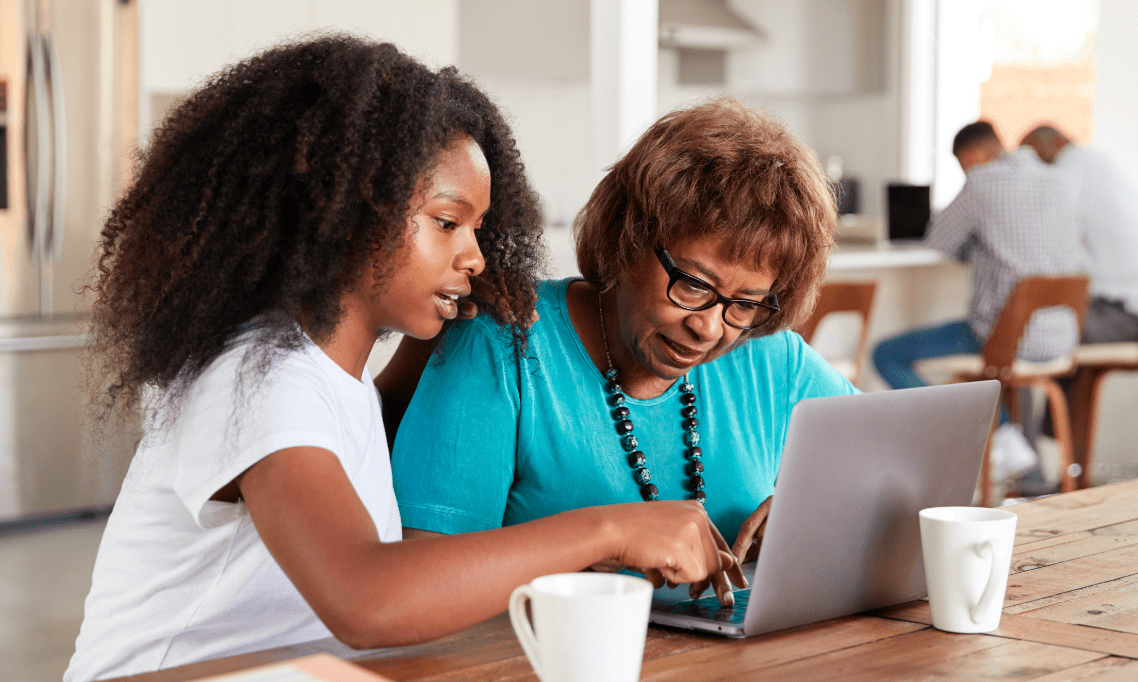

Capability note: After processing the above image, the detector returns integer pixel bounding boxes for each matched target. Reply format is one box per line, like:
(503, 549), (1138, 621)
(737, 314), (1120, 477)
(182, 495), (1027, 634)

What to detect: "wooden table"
(114, 479), (1138, 681)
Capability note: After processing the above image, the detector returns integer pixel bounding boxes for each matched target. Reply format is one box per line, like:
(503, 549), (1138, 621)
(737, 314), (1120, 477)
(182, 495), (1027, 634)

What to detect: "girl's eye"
(435, 218), (458, 231)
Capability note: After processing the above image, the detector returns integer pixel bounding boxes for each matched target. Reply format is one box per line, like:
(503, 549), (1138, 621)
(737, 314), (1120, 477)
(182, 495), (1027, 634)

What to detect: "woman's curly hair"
(89, 34), (542, 423)
(574, 98), (836, 337)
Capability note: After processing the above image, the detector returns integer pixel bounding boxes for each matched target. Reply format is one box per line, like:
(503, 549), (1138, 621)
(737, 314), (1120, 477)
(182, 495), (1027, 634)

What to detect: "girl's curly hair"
(89, 34), (542, 423)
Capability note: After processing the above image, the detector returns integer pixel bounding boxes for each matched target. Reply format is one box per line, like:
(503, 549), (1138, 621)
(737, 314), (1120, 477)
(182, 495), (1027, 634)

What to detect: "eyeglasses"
(654, 245), (779, 330)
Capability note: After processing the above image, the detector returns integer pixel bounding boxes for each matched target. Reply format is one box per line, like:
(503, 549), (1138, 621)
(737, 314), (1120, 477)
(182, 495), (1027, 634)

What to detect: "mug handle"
(508, 585), (543, 679)
(970, 540), (1002, 624)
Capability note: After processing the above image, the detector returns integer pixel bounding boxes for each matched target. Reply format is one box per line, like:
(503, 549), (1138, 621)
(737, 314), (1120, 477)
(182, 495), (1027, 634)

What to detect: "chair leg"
(1037, 378), (1077, 493)
(1075, 368), (1113, 489)
(1004, 384), (1021, 425)
(1068, 367), (1093, 488)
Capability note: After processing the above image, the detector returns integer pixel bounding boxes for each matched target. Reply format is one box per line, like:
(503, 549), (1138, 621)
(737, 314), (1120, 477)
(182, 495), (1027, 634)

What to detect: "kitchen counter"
(830, 241), (950, 270)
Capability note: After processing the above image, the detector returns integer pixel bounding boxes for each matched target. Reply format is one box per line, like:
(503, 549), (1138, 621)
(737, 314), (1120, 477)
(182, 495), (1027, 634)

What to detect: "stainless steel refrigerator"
(0, 0), (139, 523)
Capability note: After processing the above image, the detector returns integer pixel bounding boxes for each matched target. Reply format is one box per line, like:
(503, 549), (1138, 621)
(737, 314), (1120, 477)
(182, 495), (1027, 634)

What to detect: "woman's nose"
(457, 230), (486, 277)
(686, 304), (729, 343)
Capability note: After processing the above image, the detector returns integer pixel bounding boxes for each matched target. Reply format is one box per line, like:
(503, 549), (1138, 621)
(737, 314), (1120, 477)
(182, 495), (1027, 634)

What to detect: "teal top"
(392, 278), (857, 545)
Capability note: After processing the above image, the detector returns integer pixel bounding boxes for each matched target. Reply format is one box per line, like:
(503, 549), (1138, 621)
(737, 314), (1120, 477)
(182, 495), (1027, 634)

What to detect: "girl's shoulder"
(178, 327), (354, 427)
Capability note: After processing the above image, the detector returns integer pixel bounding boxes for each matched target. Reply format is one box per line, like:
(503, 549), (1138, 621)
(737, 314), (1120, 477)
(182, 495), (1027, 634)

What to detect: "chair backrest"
(983, 275), (1089, 372)
(796, 281), (878, 384)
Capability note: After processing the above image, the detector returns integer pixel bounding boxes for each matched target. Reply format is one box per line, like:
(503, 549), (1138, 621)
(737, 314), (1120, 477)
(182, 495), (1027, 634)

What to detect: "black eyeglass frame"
(653, 245), (780, 331)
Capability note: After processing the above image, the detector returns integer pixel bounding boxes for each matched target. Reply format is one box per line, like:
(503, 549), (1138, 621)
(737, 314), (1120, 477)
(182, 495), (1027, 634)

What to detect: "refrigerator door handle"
(45, 34), (67, 264)
(0, 334), (87, 352)
(24, 33), (51, 261)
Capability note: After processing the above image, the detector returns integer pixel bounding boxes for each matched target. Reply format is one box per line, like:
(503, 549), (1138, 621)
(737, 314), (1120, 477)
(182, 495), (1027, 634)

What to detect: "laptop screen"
(886, 183), (931, 241)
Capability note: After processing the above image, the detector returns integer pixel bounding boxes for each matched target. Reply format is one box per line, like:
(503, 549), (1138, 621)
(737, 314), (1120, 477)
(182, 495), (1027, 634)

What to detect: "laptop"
(886, 183), (932, 242)
(648, 381), (1001, 637)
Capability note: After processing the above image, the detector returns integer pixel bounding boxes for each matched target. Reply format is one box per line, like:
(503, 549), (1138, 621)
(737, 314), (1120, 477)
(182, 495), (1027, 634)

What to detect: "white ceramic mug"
(508, 573), (652, 682)
(919, 506), (1018, 633)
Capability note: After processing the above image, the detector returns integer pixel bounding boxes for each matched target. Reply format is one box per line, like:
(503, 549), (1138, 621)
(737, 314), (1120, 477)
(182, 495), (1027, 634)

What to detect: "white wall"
(898, 0), (936, 185)
(738, 0), (900, 224)
(458, 0), (593, 237)
(1087, 0), (1138, 481)
(727, 0), (887, 96)
(1094, 0), (1138, 189)
(931, 0), (991, 209)
(464, 0), (905, 249)
(138, 0), (459, 132)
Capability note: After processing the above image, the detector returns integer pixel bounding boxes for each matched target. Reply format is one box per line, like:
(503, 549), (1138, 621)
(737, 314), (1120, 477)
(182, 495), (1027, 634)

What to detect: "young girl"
(65, 35), (740, 682)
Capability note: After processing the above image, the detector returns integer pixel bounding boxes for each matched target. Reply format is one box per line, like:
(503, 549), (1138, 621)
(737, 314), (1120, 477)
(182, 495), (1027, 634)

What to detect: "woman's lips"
(658, 335), (704, 366)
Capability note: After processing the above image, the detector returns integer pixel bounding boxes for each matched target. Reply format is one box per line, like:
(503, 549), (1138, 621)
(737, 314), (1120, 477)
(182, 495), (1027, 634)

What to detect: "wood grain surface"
(105, 478), (1138, 682)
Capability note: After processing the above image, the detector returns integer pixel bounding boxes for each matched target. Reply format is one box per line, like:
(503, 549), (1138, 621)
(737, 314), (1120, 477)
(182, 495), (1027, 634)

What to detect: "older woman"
(390, 98), (854, 592)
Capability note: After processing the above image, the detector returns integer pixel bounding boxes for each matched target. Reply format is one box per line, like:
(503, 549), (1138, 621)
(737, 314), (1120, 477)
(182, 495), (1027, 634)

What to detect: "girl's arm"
(239, 445), (736, 649)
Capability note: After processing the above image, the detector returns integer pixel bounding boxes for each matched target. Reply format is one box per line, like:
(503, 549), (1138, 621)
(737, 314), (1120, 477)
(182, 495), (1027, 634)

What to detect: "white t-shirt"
(65, 332), (400, 682)
(1055, 144), (1138, 315)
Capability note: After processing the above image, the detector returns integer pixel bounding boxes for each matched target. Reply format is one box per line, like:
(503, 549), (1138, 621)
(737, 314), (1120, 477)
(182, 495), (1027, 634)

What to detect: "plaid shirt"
(925, 148), (1082, 360)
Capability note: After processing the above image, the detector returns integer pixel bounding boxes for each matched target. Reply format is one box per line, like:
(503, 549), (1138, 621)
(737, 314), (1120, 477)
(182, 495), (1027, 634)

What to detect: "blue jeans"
(872, 321), (981, 389)
(873, 321), (1009, 423)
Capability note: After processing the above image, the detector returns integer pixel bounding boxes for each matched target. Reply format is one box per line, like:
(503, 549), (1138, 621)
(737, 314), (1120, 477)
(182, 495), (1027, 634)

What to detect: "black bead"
(688, 460), (704, 476)
(641, 484), (659, 501)
(616, 419), (634, 434)
(628, 451), (646, 468)
(605, 368), (619, 381)
(687, 447), (702, 460)
(693, 490), (707, 504)
(609, 393), (625, 407)
(612, 406), (630, 420)
(689, 475), (705, 491)
(684, 417), (699, 430)
(621, 434), (638, 452)
(680, 392), (697, 405)
(634, 467), (652, 485)
(681, 405), (697, 418)
(606, 381), (623, 394)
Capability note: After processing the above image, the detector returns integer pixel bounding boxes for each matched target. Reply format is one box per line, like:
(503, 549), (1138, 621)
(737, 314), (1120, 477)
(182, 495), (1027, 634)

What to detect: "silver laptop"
(649, 381), (1001, 637)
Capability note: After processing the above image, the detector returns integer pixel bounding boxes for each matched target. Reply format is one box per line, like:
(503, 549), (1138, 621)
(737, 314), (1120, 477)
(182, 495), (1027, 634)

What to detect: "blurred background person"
(872, 121), (1082, 480)
(1021, 124), (1138, 344)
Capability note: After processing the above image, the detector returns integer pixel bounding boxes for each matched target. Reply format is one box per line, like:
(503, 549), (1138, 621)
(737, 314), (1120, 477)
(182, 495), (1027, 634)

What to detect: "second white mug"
(919, 506), (1018, 633)
(508, 572), (652, 682)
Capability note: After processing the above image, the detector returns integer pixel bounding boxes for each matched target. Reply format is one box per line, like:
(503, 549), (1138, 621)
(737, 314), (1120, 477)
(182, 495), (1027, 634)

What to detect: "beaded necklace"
(597, 294), (706, 504)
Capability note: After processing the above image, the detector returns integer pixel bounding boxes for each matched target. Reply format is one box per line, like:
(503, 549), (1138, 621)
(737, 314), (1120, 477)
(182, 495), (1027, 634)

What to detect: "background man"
(1021, 124), (1138, 343)
(872, 121), (1082, 481)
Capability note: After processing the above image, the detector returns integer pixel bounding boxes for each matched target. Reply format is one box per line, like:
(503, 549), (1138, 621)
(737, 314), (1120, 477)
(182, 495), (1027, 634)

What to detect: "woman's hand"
(604, 501), (747, 604)
(684, 496), (772, 606)
(732, 496), (773, 565)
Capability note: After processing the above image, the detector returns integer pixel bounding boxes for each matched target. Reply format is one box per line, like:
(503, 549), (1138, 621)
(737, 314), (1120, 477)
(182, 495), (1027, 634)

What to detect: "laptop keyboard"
(660, 588), (751, 624)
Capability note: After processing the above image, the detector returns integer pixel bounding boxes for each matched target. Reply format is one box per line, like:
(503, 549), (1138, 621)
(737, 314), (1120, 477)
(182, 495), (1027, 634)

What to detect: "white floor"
(1, 517), (106, 682)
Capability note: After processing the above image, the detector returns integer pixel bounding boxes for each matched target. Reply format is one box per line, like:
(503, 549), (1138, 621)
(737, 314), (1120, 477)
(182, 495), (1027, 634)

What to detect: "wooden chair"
(797, 281), (878, 385)
(1068, 342), (1138, 488)
(914, 275), (1089, 506)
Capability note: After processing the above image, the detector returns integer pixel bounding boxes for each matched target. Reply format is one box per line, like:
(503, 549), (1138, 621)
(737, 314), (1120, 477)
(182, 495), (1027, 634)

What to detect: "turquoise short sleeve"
(392, 317), (520, 534)
(783, 331), (861, 403)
